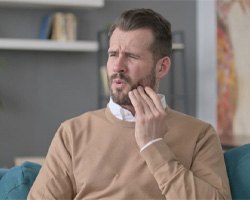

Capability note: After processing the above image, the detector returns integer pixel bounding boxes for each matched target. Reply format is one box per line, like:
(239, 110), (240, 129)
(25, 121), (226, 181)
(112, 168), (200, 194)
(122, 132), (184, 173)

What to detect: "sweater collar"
(107, 94), (167, 122)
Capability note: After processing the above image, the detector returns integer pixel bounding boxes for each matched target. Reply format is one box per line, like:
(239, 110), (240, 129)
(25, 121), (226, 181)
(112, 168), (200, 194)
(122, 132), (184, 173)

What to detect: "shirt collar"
(107, 94), (167, 122)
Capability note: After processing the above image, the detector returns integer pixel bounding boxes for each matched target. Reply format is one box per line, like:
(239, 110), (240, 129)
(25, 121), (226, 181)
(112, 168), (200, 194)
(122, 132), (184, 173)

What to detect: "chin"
(112, 85), (130, 94)
(111, 90), (132, 106)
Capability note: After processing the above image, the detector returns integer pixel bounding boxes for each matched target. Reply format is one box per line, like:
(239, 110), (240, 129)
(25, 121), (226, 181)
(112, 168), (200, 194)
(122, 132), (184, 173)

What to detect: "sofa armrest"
(0, 161), (41, 200)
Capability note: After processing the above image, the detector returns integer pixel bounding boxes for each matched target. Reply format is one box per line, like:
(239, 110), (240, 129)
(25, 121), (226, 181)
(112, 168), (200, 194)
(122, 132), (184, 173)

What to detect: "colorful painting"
(217, 0), (250, 137)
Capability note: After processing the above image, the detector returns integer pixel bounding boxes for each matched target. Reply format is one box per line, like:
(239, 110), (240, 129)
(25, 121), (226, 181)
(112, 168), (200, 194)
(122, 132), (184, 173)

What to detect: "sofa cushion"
(224, 143), (250, 199)
(0, 161), (41, 199)
(0, 169), (9, 180)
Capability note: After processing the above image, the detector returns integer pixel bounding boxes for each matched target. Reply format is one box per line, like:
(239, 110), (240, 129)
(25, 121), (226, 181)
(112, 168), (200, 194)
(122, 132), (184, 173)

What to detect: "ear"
(156, 56), (171, 79)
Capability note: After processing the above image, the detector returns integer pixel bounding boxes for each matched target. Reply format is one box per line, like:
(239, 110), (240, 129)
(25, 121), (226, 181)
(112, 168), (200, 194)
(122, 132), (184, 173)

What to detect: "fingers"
(137, 87), (159, 115)
(129, 88), (150, 115)
(129, 86), (164, 115)
(144, 87), (165, 113)
(129, 86), (167, 149)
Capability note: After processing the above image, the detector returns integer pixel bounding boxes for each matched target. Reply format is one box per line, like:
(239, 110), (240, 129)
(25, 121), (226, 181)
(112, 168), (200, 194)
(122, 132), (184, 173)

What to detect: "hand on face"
(128, 86), (167, 149)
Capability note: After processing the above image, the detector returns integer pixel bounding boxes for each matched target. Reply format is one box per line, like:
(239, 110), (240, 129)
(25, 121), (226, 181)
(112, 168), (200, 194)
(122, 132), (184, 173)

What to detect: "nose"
(113, 55), (127, 73)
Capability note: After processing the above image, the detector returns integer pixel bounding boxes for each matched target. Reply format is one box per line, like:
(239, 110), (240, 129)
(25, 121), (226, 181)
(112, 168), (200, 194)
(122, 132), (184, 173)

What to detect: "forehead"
(109, 28), (154, 52)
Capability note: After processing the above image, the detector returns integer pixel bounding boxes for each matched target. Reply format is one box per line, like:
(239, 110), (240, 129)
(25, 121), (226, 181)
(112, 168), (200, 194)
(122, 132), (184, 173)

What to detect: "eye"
(128, 54), (139, 59)
(108, 52), (117, 57)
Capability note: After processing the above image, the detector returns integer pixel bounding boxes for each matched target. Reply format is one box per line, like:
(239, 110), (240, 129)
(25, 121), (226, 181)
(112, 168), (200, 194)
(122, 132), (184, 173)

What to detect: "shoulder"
(53, 108), (106, 139)
(166, 108), (220, 162)
(168, 108), (211, 127)
(62, 108), (106, 128)
(167, 108), (216, 138)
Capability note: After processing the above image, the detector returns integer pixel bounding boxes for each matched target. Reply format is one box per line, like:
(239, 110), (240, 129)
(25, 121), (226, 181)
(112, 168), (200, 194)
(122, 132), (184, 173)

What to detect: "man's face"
(107, 28), (157, 106)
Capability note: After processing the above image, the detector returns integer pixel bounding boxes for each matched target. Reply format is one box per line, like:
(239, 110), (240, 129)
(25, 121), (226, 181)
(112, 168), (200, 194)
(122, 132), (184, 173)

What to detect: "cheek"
(130, 65), (149, 79)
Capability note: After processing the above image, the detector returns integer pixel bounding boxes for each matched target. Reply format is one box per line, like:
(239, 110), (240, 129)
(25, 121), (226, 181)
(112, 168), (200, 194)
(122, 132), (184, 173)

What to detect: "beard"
(108, 66), (156, 106)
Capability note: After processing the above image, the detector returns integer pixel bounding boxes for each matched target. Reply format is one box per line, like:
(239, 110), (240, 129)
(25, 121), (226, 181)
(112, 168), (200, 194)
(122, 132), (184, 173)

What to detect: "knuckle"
(137, 116), (146, 124)
(147, 115), (154, 121)
(155, 112), (161, 118)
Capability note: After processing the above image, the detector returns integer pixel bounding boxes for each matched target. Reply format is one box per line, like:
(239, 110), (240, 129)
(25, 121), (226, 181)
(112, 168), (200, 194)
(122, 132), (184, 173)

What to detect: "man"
(28, 8), (231, 199)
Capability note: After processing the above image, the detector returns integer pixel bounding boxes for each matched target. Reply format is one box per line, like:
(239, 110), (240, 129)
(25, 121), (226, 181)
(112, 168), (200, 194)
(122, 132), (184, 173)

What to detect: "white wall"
(196, 0), (217, 127)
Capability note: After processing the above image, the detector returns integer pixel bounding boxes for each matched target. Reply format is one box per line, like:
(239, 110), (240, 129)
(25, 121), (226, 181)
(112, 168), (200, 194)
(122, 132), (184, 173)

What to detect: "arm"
(28, 124), (76, 200)
(129, 86), (231, 199)
(141, 126), (231, 199)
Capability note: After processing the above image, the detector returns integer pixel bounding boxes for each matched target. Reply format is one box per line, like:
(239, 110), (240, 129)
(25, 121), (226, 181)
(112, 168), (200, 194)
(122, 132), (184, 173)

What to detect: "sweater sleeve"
(28, 124), (76, 200)
(140, 125), (232, 200)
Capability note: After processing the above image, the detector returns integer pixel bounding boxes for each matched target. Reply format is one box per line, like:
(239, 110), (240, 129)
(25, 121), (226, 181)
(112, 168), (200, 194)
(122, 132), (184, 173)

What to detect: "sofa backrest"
(224, 143), (250, 199)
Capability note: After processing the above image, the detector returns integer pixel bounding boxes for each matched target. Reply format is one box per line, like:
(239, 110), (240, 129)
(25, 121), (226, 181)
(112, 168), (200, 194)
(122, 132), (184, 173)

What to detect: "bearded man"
(28, 8), (231, 200)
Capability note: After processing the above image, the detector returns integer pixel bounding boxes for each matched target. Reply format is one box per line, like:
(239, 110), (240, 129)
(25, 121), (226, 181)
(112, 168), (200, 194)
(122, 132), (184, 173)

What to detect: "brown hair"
(108, 8), (172, 60)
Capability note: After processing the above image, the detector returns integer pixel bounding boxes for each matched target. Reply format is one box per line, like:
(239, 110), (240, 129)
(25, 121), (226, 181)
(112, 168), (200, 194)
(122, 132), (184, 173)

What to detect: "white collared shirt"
(107, 94), (167, 152)
(107, 94), (167, 122)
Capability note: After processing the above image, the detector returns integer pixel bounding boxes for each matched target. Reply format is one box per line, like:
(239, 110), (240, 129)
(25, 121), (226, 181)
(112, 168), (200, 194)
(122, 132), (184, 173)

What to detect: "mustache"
(110, 73), (131, 83)
(110, 73), (144, 91)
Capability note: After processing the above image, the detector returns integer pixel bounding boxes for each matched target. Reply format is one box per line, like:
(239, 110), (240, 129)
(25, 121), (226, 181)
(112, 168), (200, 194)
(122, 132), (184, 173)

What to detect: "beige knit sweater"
(28, 107), (231, 199)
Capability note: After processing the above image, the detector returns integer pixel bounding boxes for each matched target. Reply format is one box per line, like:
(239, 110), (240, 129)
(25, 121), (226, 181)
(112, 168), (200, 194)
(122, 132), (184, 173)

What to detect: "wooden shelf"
(0, 0), (103, 52)
(0, 38), (99, 52)
(0, 0), (104, 9)
(172, 43), (185, 50)
(0, 39), (184, 52)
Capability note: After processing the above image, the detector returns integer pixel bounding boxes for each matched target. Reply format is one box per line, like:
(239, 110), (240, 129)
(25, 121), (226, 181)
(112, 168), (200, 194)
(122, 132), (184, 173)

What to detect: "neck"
(121, 105), (135, 116)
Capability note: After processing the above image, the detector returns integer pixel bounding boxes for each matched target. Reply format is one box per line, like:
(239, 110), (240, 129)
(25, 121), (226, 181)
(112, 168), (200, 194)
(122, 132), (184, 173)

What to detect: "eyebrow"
(108, 50), (116, 54)
(108, 49), (140, 58)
